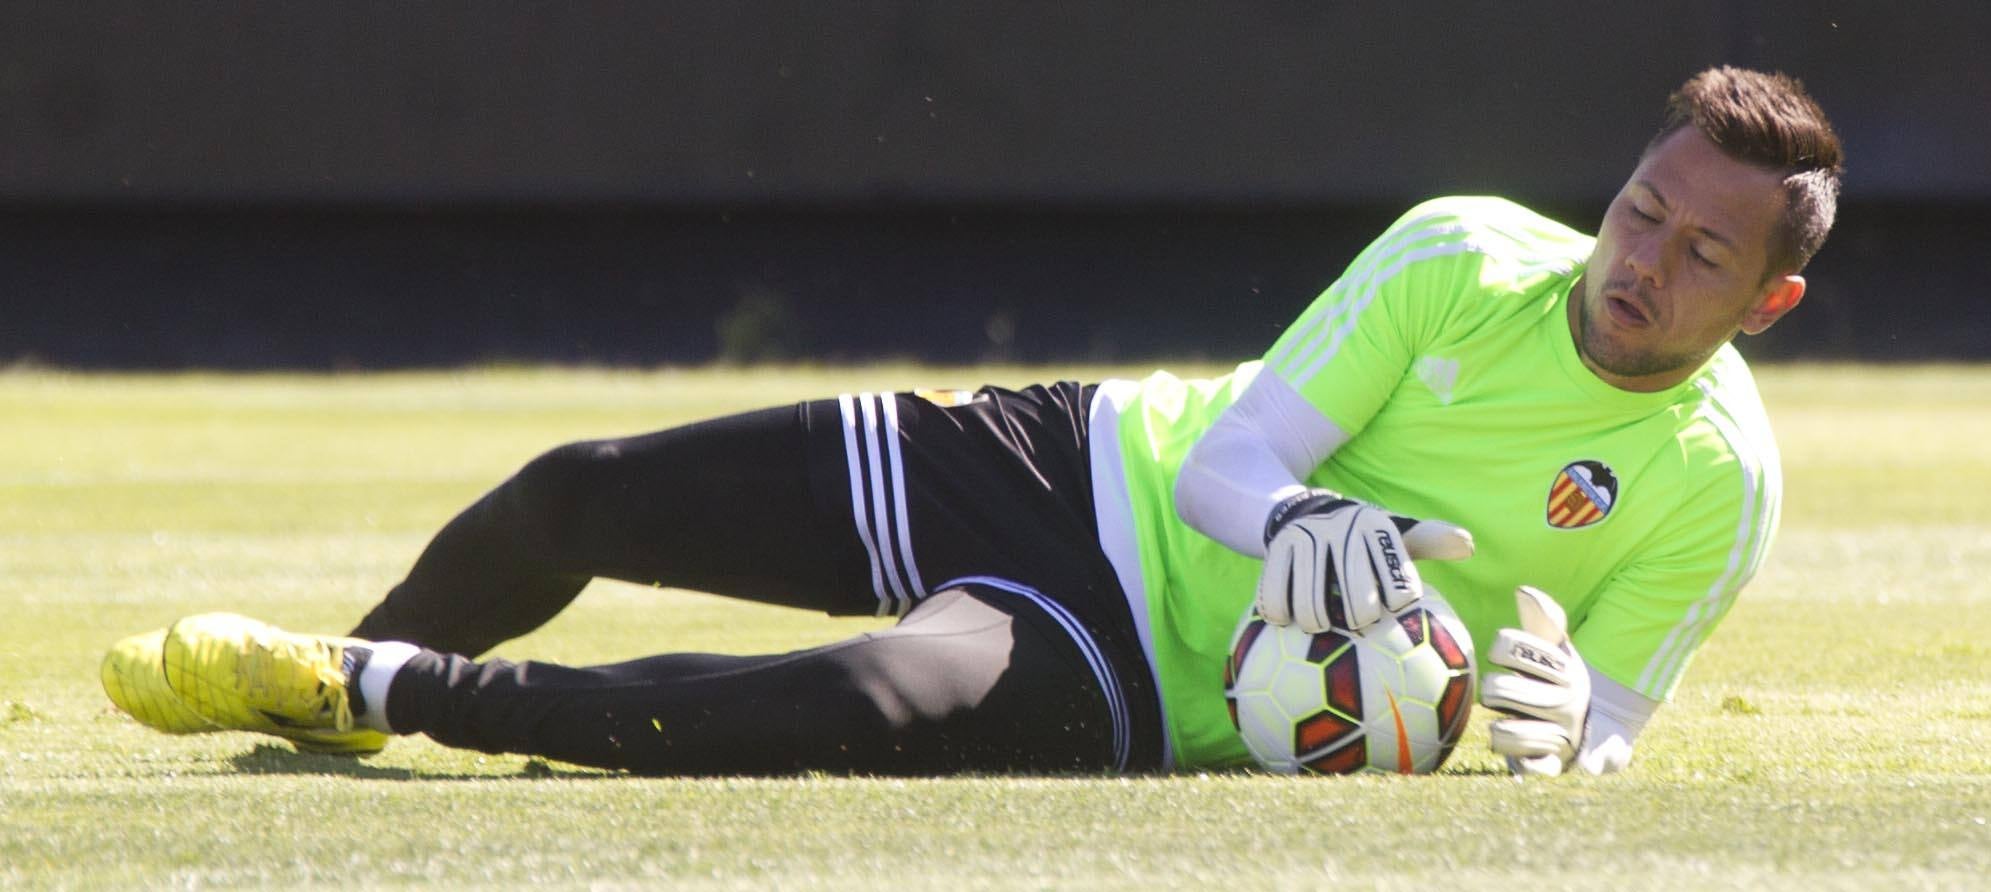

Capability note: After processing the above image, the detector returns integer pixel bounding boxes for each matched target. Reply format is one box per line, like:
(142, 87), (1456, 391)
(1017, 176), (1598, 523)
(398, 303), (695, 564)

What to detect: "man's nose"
(1624, 237), (1665, 289)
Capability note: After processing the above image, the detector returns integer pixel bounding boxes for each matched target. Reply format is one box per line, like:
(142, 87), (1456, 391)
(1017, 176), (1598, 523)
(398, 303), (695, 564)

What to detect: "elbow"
(1171, 449), (1221, 546)
(1171, 445), (1209, 528)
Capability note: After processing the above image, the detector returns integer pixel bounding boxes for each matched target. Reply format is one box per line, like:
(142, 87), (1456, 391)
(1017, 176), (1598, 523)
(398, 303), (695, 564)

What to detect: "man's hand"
(1256, 489), (1474, 633)
(1481, 585), (1591, 777)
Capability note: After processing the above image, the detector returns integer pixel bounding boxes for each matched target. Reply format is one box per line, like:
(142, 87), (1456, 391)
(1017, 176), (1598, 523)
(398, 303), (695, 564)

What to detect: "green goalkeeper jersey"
(1091, 196), (1782, 769)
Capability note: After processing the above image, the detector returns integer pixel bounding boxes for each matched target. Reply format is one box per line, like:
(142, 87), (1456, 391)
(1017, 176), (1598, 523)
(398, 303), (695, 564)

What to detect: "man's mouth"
(1604, 292), (1651, 328)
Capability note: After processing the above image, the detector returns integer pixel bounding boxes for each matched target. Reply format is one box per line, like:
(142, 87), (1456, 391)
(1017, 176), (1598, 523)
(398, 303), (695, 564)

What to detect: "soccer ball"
(1223, 587), (1476, 775)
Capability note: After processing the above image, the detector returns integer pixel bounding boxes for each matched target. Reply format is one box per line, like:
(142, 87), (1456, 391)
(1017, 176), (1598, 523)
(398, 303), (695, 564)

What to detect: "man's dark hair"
(1648, 66), (1844, 277)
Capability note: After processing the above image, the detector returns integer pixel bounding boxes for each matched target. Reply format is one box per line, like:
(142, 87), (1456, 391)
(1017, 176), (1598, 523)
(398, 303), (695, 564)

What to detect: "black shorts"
(800, 382), (1163, 772)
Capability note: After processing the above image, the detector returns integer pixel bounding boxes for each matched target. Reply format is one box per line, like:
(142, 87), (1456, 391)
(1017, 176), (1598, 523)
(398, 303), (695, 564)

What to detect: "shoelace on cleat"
(237, 632), (357, 733)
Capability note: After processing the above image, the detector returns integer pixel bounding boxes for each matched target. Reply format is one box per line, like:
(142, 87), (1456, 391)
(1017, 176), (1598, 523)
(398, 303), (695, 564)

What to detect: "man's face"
(1571, 127), (1806, 392)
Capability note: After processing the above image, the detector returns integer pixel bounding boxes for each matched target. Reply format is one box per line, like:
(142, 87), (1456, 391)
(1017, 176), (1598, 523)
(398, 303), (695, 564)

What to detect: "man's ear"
(1741, 274), (1806, 336)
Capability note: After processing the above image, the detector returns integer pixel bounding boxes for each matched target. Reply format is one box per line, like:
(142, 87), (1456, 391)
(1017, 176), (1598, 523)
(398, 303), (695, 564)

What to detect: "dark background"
(3, 2), (1986, 368)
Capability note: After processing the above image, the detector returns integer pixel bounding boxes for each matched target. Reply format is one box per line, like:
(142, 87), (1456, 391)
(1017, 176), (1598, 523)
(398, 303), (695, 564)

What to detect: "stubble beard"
(1573, 283), (1716, 382)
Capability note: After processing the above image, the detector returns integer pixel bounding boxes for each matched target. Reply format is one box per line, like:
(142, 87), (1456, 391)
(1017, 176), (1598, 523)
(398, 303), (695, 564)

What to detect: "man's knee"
(831, 629), (1009, 731)
(823, 592), (1118, 771)
(515, 439), (624, 496)
(499, 439), (629, 533)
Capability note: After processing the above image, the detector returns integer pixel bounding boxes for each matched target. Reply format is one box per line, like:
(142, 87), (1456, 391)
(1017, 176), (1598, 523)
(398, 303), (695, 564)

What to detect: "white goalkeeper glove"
(1480, 585), (1591, 777)
(1256, 489), (1475, 633)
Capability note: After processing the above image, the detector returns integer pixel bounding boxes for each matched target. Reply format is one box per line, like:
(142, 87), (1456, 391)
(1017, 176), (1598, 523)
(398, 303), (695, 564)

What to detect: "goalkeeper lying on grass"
(104, 66), (1841, 778)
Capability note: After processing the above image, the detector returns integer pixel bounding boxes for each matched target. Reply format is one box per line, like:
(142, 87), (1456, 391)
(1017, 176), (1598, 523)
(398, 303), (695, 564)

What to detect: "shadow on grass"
(226, 743), (1511, 781)
(1192, 763), (1515, 779)
(1435, 764), (1525, 778)
(226, 743), (611, 781)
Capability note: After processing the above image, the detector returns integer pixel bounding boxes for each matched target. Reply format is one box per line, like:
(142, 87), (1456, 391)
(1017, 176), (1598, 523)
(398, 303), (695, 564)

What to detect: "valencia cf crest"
(1546, 460), (1618, 529)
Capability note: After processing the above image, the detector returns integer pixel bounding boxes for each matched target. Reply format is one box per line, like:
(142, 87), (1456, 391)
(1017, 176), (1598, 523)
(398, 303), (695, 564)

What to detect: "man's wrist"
(1262, 488), (1350, 544)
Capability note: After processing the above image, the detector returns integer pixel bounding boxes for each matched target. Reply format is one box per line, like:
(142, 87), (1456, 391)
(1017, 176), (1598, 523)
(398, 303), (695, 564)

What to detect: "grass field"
(1, 364), (1987, 889)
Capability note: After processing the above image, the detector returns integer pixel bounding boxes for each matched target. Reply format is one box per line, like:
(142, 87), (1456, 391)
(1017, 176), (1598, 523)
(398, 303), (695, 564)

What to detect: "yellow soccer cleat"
(102, 628), (221, 735)
(160, 612), (389, 756)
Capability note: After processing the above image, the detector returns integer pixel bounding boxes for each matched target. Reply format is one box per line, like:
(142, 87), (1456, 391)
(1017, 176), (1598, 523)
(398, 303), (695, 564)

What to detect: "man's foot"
(158, 612), (389, 756)
(101, 628), (221, 734)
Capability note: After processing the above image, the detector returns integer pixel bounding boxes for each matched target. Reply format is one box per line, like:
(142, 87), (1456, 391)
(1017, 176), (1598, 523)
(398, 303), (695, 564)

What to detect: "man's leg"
(349, 403), (872, 656)
(371, 587), (1118, 774)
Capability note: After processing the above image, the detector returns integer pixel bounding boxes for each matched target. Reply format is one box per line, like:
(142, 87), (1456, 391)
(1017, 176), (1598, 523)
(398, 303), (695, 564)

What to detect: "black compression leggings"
(378, 587), (1116, 775)
(346, 404), (1120, 774)
(350, 404), (870, 655)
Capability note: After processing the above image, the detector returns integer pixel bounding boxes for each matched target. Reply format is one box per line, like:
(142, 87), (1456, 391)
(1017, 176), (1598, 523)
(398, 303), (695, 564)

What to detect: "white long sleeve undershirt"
(1172, 371), (1348, 557)
(1579, 667), (1656, 775)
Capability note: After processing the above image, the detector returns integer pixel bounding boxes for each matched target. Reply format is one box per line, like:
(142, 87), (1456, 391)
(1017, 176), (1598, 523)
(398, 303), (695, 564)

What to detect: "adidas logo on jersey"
(1415, 356), (1460, 405)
